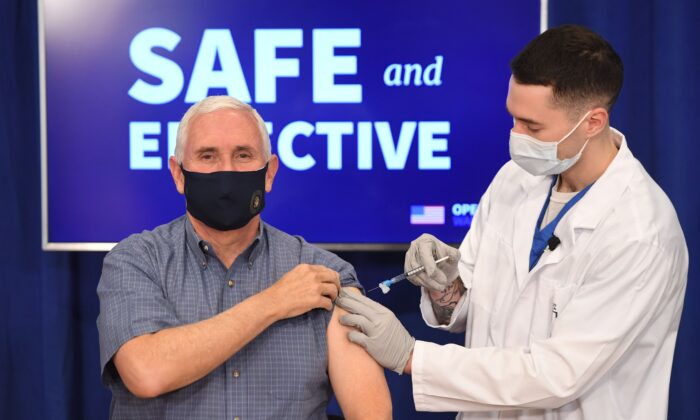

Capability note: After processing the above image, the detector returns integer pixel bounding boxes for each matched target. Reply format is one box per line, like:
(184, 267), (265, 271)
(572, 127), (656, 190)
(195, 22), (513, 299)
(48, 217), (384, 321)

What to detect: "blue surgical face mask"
(509, 111), (591, 176)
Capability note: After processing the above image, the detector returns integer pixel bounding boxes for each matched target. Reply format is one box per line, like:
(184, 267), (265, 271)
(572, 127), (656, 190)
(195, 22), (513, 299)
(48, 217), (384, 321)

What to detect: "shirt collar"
(184, 216), (266, 268)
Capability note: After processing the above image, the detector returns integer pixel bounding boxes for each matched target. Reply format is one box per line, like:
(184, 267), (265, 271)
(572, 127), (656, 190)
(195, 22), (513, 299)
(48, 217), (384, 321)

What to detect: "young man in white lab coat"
(336, 24), (688, 419)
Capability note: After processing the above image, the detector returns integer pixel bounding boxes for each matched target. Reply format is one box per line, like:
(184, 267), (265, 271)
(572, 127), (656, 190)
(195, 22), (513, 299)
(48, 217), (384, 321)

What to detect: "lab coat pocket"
(550, 282), (576, 335)
(472, 225), (515, 309)
(530, 278), (576, 341)
(475, 226), (517, 347)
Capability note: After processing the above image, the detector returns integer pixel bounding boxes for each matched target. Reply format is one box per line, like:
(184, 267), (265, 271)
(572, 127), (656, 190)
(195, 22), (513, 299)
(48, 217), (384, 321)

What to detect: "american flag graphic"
(410, 205), (445, 225)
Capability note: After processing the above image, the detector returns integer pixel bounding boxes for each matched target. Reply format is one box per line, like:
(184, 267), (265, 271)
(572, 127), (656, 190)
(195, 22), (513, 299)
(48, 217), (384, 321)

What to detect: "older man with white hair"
(97, 95), (391, 420)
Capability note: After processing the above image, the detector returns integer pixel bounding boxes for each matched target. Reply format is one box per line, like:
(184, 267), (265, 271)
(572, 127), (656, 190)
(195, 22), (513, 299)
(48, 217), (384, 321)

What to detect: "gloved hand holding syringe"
(367, 256), (451, 294)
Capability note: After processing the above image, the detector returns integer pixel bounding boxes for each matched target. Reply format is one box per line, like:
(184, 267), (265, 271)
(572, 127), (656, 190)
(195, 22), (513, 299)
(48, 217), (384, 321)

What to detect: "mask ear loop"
(556, 111), (592, 145)
(577, 137), (592, 156)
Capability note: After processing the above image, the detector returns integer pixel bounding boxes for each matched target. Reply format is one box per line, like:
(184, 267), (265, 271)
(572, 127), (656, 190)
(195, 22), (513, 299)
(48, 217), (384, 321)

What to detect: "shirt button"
(203, 244), (209, 252)
(232, 370), (240, 378)
(234, 417), (240, 420)
(228, 279), (235, 288)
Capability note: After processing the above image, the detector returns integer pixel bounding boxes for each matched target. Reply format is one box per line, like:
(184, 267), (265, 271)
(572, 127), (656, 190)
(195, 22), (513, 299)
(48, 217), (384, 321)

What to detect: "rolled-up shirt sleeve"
(300, 237), (363, 292)
(96, 241), (180, 386)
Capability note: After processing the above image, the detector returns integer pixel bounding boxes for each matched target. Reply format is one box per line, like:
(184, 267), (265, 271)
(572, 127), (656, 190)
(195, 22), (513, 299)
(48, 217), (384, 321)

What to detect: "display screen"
(41, 0), (541, 250)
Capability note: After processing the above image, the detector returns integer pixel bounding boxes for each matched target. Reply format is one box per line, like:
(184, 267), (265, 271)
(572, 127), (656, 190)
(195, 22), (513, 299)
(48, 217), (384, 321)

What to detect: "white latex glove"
(405, 233), (461, 291)
(336, 288), (415, 374)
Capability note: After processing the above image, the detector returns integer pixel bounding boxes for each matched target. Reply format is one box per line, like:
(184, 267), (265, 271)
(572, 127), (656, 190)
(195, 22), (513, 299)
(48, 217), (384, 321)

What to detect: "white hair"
(174, 95), (270, 163)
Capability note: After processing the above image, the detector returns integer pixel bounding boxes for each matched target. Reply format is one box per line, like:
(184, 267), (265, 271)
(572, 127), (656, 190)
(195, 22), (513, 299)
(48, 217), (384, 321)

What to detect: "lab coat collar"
(513, 128), (637, 287)
(512, 174), (553, 288)
(566, 128), (636, 230)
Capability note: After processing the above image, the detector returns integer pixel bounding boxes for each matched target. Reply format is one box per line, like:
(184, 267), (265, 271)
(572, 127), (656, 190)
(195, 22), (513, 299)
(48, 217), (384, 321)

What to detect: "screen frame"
(38, 0), (548, 252)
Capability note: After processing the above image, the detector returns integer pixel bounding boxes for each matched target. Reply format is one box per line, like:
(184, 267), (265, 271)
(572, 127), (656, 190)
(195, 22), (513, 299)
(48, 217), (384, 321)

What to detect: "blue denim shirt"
(97, 216), (362, 419)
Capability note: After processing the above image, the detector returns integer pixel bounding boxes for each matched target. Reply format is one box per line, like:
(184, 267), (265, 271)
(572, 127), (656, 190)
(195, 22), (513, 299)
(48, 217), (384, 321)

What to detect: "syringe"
(367, 256), (451, 294)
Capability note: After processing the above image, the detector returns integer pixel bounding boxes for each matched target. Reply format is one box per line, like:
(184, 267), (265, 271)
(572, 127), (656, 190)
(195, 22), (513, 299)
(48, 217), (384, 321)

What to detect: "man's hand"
(264, 264), (341, 320)
(335, 288), (415, 375)
(405, 233), (461, 291)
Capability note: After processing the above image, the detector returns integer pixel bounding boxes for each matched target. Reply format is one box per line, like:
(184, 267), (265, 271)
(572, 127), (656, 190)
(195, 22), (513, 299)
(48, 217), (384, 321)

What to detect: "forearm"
(428, 278), (466, 325)
(116, 291), (279, 397)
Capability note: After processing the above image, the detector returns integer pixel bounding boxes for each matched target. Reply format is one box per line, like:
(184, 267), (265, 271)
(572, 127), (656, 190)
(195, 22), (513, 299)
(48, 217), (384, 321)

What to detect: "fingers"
(337, 290), (393, 319)
(347, 330), (369, 349)
(436, 269), (452, 289)
(404, 243), (418, 274)
(339, 313), (372, 333)
(335, 290), (366, 314)
(423, 275), (447, 292)
(405, 236), (429, 266)
(310, 264), (341, 281)
(289, 264), (341, 294)
(272, 265), (344, 318)
(405, 234), (461, 291)
(358, 293), (393, 314)
(417, 242), (439, 278)
(405, 234), (441, 283)
(336, 288), (377, 315)
(319, 282), (339, 301)
(306, 264), (341, 289)
(446, 246), (461, 262)
(318, 296), (333, 311)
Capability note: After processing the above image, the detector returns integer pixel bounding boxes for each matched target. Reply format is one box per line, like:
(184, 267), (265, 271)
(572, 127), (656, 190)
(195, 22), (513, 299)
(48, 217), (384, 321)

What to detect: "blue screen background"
(44, 0), (540, 245)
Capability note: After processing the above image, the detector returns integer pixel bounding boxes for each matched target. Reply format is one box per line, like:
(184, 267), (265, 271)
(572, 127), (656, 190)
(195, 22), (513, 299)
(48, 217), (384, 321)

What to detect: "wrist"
(403, 350), (413, 375)
(254, 288), (283, 322)
(399, 337), (416, 375)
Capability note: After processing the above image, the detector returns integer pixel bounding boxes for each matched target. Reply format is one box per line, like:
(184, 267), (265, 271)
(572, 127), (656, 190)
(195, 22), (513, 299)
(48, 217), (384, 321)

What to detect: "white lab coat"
(412, 129), (688, 420)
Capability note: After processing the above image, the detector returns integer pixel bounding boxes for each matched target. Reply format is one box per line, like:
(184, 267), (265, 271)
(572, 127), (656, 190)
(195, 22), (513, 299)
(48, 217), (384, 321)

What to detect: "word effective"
(130, 120), (451, 171)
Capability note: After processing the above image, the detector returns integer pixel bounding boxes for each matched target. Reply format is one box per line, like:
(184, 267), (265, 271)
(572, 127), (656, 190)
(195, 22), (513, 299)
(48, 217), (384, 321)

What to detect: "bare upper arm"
(327, 288), (391, 419)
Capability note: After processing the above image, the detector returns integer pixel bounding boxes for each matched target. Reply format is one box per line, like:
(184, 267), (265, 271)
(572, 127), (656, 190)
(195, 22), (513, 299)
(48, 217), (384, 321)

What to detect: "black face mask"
(180, 164), (268, 231)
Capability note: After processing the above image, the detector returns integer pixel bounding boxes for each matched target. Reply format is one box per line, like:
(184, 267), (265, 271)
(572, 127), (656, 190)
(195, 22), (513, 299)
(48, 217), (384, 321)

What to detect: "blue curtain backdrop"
(1, 0), (698, 419)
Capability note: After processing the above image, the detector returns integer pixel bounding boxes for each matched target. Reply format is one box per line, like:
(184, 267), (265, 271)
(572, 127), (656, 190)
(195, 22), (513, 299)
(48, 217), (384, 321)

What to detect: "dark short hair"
(510, 24), (624, 113)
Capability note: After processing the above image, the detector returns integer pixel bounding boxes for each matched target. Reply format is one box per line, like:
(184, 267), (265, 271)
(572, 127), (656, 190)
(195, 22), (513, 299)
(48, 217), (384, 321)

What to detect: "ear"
(584, 106), (609, 139)
(169, 156), (185, 195)
(265, 155), (279, 193)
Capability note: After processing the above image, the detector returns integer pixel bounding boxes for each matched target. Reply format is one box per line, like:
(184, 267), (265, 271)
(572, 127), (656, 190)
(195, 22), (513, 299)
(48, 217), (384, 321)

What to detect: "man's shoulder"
(597, 133), (682, 243)
(264, 223), (359, 285)
(607, 166), (684, 248)
(264, 222), (339, 262)
(109, 215), (187, 257)
(98, 217), (188, 299)
(263, 222), (305, 248)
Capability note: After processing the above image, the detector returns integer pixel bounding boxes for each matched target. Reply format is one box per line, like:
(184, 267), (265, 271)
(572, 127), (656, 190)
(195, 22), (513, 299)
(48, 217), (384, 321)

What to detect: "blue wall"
(1, 1), (698, 419)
